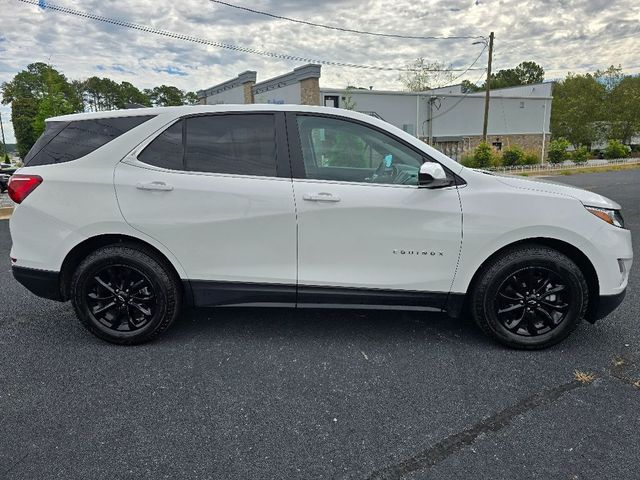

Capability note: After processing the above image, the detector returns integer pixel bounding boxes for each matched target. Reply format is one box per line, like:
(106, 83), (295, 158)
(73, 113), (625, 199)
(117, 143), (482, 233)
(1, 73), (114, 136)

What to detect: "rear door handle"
(303, 192), (341, 202)
(136, 181), (173, 191)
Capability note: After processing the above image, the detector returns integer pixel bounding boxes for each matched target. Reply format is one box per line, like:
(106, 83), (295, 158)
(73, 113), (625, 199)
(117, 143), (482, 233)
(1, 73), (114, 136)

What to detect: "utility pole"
(482, 31), (494, 142)
(427, 96), (434, 145)
(0, 111), (6, 160)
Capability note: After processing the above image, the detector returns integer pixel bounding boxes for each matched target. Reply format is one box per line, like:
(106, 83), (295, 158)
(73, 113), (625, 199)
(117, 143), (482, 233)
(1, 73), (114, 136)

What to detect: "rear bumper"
(587, 289), (626, 322)
(12, 266), (63, 301)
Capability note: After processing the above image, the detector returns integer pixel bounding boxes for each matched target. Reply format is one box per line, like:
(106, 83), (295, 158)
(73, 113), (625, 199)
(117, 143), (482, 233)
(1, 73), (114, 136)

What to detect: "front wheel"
(471, 245), (588, 349)
(71, 243), (181, 345)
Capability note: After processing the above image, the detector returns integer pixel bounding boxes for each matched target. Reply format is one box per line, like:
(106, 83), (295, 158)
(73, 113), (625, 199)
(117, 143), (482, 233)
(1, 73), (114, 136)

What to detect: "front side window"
(24, 116), (154, 166)
(185, 114), (277, 176)
(296, 115), (425, 185)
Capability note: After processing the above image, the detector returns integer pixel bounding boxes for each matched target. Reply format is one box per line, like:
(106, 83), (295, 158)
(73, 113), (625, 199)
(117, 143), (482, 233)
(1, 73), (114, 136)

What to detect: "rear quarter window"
(24, 115), (154, 167)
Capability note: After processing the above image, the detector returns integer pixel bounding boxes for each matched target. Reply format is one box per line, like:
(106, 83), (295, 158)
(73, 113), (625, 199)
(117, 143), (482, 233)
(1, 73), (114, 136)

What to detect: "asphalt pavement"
(1, 170), (639, 479)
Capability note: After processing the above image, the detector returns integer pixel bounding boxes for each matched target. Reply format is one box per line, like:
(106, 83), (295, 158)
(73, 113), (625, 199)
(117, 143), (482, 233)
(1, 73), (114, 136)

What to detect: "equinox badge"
(393, 249), (444, 256)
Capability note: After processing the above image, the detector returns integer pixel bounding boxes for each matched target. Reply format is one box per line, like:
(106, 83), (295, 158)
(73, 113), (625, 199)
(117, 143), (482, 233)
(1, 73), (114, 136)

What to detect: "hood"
(492, 174), (621, 210)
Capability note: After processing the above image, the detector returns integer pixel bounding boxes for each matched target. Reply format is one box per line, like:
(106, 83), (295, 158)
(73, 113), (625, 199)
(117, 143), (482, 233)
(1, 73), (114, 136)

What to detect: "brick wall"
(243, 81), (255, 104)
(464, 134), (550, 156)
(300, 77), (320, 106)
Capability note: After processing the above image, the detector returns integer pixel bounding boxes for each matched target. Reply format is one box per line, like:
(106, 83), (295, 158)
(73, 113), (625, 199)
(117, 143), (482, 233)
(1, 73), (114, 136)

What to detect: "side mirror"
(418, 162), (451, 188)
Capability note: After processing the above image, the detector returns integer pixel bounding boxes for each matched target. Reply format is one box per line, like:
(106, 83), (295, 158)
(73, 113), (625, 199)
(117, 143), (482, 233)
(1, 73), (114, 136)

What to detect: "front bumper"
(586, 289), (627, 322)
(12, 266), (63, 301)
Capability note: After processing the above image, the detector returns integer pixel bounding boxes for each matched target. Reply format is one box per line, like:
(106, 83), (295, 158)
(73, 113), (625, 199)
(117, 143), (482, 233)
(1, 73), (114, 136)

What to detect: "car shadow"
(158, 306), (494, 348)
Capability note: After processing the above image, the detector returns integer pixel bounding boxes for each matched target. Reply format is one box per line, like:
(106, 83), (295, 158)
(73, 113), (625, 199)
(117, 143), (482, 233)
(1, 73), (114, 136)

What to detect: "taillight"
(8, 174), (43, 204)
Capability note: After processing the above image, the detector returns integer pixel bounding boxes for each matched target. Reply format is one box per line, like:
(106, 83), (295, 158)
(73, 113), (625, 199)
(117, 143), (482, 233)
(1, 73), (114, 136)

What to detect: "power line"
(16, 0), (484, 73)
(421, 68), (489, 137)
(209, 0), (485, 41)
(449, 43), (487, 83)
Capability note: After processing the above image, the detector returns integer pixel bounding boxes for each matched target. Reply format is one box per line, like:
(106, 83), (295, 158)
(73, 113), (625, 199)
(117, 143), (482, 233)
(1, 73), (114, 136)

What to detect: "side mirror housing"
(418, 162), (452, 188)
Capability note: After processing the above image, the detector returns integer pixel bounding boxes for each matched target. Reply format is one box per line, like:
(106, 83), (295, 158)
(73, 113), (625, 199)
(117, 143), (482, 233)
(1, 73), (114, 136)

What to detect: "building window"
(324, 95), (339, 108)
(520, 101), (525, 108)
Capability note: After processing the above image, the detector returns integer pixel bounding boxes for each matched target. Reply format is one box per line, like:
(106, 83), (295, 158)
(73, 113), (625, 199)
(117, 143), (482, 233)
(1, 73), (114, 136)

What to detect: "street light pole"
(482, 32), (494, 142)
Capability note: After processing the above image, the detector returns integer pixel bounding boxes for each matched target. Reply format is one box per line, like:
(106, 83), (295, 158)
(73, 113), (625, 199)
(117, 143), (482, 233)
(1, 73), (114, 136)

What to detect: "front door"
(114, 112), (297, 306)
(287, 113), (462, 307)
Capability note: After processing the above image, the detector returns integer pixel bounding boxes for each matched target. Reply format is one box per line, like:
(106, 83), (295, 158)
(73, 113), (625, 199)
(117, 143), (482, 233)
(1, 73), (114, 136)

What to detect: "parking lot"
(1, 169), (638, 479)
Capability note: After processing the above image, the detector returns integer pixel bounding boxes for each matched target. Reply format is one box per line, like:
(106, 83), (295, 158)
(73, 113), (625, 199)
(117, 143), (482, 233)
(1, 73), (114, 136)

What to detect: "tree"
(145, 85), (196, 106)
(1, 62), (80, 157)
(398, 59), (455, 91)
(513, 61), (545, 85)
(608, 76), (640, 143)
(32, 69), (76, 136)
(550, 73), (606, 147)
(342, 86), (357, 110)
(461, 61), (545, 92)
(594, 65), (624, 91)
(461, 79), (481, 93)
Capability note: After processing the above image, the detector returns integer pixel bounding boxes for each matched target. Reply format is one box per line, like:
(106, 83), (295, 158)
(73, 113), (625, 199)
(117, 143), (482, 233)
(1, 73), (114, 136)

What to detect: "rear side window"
(185, 114), (277, 176)
(138, 120), (184, 170)
(24, 116), (154, 167)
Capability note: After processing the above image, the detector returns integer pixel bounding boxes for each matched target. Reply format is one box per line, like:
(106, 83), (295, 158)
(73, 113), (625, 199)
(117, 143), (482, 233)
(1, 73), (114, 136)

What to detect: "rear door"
(115, 112), (297, 306)
(287, 113), (462, 307)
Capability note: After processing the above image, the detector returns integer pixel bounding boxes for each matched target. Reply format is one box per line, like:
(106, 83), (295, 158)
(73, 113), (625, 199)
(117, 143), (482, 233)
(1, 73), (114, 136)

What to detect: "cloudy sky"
(1, 0), (639, 143)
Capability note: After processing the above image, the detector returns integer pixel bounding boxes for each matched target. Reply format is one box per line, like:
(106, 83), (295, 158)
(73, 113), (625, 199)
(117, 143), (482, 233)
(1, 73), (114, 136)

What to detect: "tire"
(71, 243), (181, 345)
(471, 245), (588, 349)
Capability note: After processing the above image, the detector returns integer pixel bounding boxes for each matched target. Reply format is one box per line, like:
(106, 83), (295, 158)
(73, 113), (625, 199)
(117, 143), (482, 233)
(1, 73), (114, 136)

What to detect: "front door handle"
(303, 192), (341, 202)
(136, 181), (174, 192)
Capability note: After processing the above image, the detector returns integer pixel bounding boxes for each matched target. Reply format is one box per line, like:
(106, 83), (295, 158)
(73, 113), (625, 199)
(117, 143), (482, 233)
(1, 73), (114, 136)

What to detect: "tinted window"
(22, 121), (68, 165)
(296, 115), (424, 185)
(24, 116), (154, 166)
(185, 114), (277, 176)
(138, 120), (184, 170)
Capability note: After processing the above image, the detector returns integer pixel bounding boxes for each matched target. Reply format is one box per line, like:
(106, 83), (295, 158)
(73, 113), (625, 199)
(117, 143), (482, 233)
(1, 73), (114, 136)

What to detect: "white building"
(197, 65), (553, 160)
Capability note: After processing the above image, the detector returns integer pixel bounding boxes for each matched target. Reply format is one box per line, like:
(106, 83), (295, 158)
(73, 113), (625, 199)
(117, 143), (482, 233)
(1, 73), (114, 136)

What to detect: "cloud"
(0, 0), (638, 143)
(153, 66), (189, 76)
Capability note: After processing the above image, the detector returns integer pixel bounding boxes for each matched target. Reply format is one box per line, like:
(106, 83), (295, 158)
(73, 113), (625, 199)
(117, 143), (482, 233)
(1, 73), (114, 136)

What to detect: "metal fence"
(487, 157), (640, 175)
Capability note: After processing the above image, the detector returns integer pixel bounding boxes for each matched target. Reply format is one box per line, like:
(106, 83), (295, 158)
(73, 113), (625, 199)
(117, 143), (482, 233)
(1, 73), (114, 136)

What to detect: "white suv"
(8, 105), (632, 348)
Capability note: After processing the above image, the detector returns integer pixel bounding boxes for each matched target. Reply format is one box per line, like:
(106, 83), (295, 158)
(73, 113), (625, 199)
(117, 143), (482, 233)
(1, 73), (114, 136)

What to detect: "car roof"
(47, 104), (369, 122)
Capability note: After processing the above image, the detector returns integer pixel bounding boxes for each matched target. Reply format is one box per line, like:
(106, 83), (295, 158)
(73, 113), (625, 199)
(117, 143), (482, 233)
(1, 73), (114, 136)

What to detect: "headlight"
(585, 206), (625, 228)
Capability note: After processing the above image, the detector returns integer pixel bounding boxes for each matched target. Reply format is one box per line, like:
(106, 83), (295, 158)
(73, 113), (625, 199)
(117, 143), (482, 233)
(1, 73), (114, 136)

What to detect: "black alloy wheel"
(471, 245), (588, 349)
(85, 265), (156, 332)
(71, 243), (181, 345)
(495, 267), (571, 337)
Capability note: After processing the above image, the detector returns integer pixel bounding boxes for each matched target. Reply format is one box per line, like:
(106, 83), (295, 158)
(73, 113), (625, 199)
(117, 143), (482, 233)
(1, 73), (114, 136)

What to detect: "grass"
(517, 162), (640, 177)
(574, 370), (597, 384)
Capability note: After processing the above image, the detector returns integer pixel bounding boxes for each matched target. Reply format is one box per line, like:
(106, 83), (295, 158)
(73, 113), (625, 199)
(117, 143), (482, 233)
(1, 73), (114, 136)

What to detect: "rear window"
(24, 116), (154, 166)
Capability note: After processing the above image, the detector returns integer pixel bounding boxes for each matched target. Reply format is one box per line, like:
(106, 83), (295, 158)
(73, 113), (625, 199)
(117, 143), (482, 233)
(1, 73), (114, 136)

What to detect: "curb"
(0, 206), (14, 220)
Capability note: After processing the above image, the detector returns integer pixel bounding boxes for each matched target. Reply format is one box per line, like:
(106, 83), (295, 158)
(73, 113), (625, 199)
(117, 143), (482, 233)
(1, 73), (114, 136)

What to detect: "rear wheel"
(471, 245), (588, 349)
(71, 244), (181, 344)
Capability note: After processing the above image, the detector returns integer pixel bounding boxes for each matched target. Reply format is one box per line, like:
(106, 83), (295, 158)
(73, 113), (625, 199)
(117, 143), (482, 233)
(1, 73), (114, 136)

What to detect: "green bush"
(473, 141), (495, 168)
(548, 138), (570, 164)
(519, 150), (540, 165)
(571, 146), (589, 164)
(603, 139), (630, 159)
(460, 153), (476, 167)
(501, 145), (525, 166)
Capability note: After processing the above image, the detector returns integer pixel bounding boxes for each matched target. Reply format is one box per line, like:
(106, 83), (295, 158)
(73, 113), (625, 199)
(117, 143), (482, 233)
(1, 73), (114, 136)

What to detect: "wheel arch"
(59, 234), (190, 303)
(465, 237), (599, 320)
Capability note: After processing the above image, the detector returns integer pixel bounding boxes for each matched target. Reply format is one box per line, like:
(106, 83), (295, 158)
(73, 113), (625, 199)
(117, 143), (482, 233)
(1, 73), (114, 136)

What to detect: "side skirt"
(186, 280), (465, 316)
